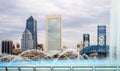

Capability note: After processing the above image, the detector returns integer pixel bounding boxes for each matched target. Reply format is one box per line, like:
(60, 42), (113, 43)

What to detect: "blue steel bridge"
(80, 45), (109, 55)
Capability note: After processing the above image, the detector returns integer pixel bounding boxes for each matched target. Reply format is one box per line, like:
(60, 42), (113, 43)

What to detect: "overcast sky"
(0, 0), (111, 49)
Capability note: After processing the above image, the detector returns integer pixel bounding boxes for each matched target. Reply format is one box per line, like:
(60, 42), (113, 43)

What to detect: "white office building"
(46, 15), (62, 54)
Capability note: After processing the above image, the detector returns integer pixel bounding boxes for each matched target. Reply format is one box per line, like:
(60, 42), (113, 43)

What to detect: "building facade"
(46, 15), (62, 54)
(26, 16), (37, 49)
(97, 26), (106, 46)
(21, 29), (33, 52)
(2, 40), (13, 54)
(83, 34), (90, 48)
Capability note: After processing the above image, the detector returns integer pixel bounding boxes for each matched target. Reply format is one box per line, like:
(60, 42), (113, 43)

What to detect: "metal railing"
(0, 66), (119, 71)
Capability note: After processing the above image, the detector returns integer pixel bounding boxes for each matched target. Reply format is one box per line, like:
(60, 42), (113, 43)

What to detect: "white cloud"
(0, 30), (5, 34)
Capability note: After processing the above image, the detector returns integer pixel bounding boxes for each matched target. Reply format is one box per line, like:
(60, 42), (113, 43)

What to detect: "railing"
(0, 66), (118, 71)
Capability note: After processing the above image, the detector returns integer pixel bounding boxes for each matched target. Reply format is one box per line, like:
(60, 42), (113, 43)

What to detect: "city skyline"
(0, 0), (110, 49)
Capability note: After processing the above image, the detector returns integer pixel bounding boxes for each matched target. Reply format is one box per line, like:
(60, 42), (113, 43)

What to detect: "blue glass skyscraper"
(26, 16), (37, 49)
(97, 25), (106, 46)
(83, 34), (90, 48)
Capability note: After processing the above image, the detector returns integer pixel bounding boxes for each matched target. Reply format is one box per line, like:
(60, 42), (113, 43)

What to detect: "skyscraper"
(26, 16), (37, 49)
(2, 40), (13, 54)
(46, 15), (62, 54)
(83, 34), (90, 48)
(21, 29), (33, 51)
(97, 25), (106, 46)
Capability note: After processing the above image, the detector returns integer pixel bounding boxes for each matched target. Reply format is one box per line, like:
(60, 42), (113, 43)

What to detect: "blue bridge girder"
(80, 45), (109, 55)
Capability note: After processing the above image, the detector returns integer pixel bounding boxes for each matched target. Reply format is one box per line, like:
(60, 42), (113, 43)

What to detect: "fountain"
(0, 47), (119, 71)
(110, 0), (120, 60)
(0, 49), (80, 62)
(0, 0), (120, 71)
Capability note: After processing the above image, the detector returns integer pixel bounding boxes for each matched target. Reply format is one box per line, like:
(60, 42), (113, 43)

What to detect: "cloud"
(0, 0), (111, 49)
(0, 30), (6, 34)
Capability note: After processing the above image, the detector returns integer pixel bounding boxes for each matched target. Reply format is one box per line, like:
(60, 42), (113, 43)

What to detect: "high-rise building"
(97, 26), (106, 46)
(83, 34), (90, 47)
(2, 40), (13, 54)
(21, 29), (33, 52)
(26, 16), (37, 49)
(46, 15), (62, 54)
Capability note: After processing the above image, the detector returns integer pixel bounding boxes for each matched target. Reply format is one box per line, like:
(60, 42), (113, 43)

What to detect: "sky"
(0, 0), (111, 49)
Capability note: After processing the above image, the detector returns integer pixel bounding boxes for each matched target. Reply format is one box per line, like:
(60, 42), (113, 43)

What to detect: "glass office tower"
(83, 34), (90, 48)
(97, 26), (106, 46)
(46, 15), (62, 54)
(26, 16), (37, 49)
